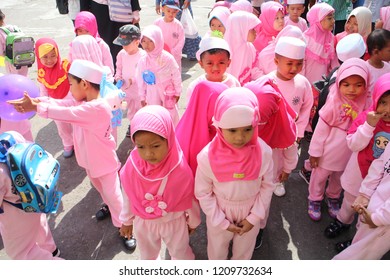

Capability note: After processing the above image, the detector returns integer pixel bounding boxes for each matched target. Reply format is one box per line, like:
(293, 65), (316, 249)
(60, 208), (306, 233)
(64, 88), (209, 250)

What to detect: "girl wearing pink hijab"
(195, 87), (274, 260)
(119, 105), (201, 260)
(136, 25), (182, 126)
(205, 6), (231, 38)
(307, 58), (369, 222)
(73, 11), (114, 75)
(253, 1), (285, 52)
(303, 3), (338, 84)
(224, 11), (261, 85)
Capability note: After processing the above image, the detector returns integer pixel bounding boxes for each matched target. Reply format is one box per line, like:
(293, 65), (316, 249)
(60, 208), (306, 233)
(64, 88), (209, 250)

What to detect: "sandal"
(96, 204), (110, 221)
(335, 239), (352, 253)
(324, 219), (350, 238)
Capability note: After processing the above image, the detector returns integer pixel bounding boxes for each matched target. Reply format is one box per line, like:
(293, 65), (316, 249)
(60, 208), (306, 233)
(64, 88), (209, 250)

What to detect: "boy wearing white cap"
(284, 0), (308, 32)
(8, 59), (137, 252)
(186, 36), (240, 105)
(266, 36), (313, 196)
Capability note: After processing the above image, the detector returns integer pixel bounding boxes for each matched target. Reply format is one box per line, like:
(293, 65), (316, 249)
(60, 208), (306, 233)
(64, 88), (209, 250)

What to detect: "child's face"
(287, 4), (305, 22)
(134, 131), (169, 164)
(273, 11), (285, 32)
(68, 76), (87, 102)
(339, 75), (366, 100)
(162, 6), (179, 22)
(221, 125), (254, 149)
(247, 28), (257, 42)
(123, 39), (140, 55)
(210, 18), (225, 34)
(141, 36), (155, 53)
(274, 54), (303, 81)
(320, 13), (335, 31)
(376, 94), (390, 122)
(39, 48), (58, 68)
(199, 51), (231, 82)
(377, 41), (390, 62)
(345, 15), (358, 34)
(76, 27), (90, 36)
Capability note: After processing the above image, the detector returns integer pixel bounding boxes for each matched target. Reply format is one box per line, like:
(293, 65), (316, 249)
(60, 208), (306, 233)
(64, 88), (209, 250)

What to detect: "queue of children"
(2, 0), (390, 260)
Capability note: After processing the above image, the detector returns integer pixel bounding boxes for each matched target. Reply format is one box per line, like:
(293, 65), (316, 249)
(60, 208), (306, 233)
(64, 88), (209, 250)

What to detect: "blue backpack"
(6, 143), (62, 214)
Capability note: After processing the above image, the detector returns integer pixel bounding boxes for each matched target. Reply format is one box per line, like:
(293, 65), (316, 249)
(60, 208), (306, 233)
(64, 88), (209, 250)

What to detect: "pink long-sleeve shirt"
(194, 138), (275, 230)
(267, 71), (313, 138)
(284, 17), (308, 32)
(37, 97), (120, 178)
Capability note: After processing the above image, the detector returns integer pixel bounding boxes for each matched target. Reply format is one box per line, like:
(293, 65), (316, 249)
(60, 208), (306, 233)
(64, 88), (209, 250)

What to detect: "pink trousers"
(0, 203), (61, 260)
(55, 120), (73, 150)
(308, 166), (343, 201)
(337, 191), (356, 225)
(133, 212), (194, 260)
(87, 170), (123, 228)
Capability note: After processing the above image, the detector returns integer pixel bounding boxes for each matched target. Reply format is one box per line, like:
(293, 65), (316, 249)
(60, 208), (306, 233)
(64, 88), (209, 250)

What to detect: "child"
(230, 0), (254, 13)
(284, 0), (308, 32)
(324, 73), (390, 251)
(333, 143), (390, 260)
(303, 2), (338, 84)
(73, 11), (114, 75)
(8, 59), (135, 251)
(364, 29), (390, 109)
(186, 36), (240, 105)
(113, 24), (146, 138)
(253, 1), (285, 52)
(266, 36), (312, 196)
(119, 105), (201, 260)
(307, 58), (369, 221)
(224, 11), (261, 85)
(136, 25), (182, 126)
(195, 87), (275, 260)
(35, 38), (74, 158)
(0, 131), (62, 260)
(205, 6), (231, 38)
(375, 6), (390, 30)
(177, 81), (229, 175)
(154, 0), (185, 72)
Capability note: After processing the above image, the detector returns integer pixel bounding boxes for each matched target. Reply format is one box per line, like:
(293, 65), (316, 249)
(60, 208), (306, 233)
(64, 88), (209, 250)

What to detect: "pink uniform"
(0, 119), (33, 142)
(115, 48), (146, 121)
(284, 17), (308, 32)
(154, 17), (185, 72)
(333, 143), (390, 260)
(120, 105), (200, 260)
(36, 97), (123, 228)
(364, 62), (390, 109)
(137, 25), (182, 126)
(0, 132), (61, 260)
(195, 87), (275, 260)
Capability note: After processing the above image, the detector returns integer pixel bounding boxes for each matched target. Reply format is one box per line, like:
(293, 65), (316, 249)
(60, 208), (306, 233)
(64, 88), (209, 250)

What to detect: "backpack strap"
(0, 26), (10, 36)
(2, 200), (24, 211)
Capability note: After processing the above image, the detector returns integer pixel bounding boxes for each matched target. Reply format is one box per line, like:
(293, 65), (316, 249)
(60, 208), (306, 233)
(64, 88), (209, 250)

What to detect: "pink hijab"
(74, 11), (101, 40)
(303, 3), (335, 65)
(208, 6), (231, 30)
(224, 11), (260, 85)
(69, 35), (103, 66)
(245, 76), (297, 149)
(253, 1), (284, 52)
(120, 105), (194, 219)
(141, 25), (164, 60)
(319, 58), (369, 131)
(230, 0), (253, 13)
(380, 7), (390, 31)
(176, 81), (228, 175)
(258, 25), (304, 75)
(348, 73), (390, 178)
(208, 87), (262, 182)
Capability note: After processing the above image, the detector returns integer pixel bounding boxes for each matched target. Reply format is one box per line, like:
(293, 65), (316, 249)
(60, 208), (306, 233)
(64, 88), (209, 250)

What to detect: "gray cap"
(113, 24), (141, 46)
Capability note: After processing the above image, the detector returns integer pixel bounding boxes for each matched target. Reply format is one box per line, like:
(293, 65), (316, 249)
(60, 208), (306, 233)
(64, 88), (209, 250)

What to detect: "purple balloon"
(0, 74), (39, 121)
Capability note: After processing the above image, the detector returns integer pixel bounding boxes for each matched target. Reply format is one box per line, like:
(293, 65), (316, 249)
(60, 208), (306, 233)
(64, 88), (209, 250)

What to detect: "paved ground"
(0, 0), (388, 261)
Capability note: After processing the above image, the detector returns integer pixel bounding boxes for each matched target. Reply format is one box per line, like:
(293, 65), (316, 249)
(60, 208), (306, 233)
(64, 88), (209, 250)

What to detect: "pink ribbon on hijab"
(120, 105), (194, 219)
(319, 58), (369, 131)
(208, 87), (262, 182)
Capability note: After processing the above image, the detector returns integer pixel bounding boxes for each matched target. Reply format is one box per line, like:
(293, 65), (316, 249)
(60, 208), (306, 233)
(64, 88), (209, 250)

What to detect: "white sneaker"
(273, 182), (286, 197)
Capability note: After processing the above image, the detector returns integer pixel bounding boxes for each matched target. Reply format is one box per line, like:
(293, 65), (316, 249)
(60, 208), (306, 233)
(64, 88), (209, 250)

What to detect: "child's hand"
(7, 91), (39, 113)
(183, 0), (190, 9)
(226, 223), (242, 234)
(352, 195), (369, 212)
(278, 171), (290, 183)
(188, 225), (196, 235)
(357, 206), (377, 228)
(367, 111), (386, 127)
(119, 224), (134, 239)
(175, 96), (180, 103)
(155, 4), (161, 15)
(237, 219), (254, 236)
(141, 100), (147, 107)
(309, 156), (320, 169)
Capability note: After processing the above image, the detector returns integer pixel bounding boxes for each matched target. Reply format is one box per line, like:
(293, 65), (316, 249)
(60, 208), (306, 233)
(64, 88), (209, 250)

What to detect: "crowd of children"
(1, 0), (390, 260)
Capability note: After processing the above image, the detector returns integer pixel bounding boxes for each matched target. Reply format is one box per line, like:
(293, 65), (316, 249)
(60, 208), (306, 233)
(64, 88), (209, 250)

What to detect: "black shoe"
(52, 247), (61, 257)
(254, 229), (264, 250)
(96, 204), (110, 221)
(325, 219), (350, 238)
(126, 125), (131, 138)
(122, 236), (137, 253)
(335, 239), (352, 253)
